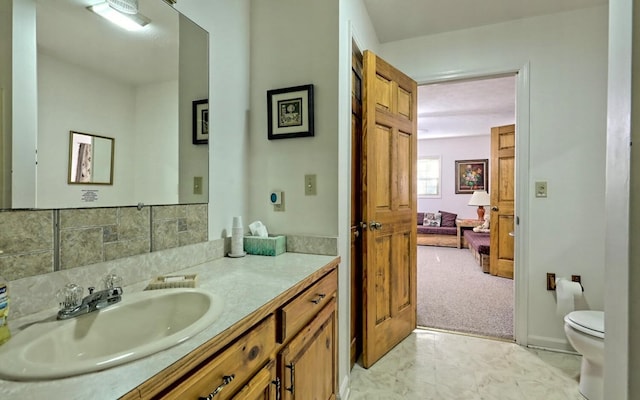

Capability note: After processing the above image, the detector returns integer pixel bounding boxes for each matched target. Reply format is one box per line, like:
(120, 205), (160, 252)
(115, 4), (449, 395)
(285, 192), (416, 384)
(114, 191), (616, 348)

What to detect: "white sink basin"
(0, 288), (223, 380)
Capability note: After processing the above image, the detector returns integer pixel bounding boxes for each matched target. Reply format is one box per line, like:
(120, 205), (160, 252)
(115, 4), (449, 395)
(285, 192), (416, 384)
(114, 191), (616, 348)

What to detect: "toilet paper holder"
(547, 273), (584, 291)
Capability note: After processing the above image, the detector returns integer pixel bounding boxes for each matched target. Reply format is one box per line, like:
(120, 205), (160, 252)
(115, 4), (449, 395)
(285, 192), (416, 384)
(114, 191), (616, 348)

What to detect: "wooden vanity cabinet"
(276, 269), (338, 400)
(278, 298), (337, 400)
(121, 261), (338, 400)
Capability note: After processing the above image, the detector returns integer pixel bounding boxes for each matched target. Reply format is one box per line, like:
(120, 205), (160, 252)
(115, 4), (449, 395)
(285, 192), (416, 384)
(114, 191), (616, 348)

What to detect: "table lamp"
(468, 190), (490, 220)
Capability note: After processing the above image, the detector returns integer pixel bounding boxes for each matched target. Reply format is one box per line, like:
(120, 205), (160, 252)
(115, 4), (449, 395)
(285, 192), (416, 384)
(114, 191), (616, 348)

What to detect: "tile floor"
(348, 329), (584, 400)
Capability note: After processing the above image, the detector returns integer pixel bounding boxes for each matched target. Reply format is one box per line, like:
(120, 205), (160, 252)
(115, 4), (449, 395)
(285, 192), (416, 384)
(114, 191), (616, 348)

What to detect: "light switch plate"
(535, 181), (547, 198)
(305, 174), (317, 196)
(193, 176), (203, 195)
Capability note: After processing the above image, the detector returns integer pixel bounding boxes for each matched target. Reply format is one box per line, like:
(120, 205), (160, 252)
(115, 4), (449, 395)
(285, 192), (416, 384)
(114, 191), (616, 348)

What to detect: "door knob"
(491, 206), (499, 211)
(369, 221), (382, 230)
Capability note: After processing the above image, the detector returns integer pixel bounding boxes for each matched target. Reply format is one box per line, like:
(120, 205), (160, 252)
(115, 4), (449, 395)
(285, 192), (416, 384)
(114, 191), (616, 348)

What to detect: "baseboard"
(527, 334), (576, 353)
(338, 373), (350, 400)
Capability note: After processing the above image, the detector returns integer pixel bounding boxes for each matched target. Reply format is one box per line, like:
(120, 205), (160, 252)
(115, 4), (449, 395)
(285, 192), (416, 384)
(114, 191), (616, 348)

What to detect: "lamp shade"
(468, 190), (490, 206)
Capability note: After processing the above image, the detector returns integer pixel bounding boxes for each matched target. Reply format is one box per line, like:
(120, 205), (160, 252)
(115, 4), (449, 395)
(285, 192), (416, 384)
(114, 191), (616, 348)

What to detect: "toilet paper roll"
(232, 216), (243, 229)
(555, 278), (583, 316)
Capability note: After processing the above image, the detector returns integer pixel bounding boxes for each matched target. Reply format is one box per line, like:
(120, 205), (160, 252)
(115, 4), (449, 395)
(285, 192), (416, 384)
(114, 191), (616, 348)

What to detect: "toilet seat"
(564, 310), (604, 339)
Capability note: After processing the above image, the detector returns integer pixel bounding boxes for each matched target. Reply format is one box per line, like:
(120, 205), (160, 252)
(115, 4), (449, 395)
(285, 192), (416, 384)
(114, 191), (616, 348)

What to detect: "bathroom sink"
(0, 288), (223, 380)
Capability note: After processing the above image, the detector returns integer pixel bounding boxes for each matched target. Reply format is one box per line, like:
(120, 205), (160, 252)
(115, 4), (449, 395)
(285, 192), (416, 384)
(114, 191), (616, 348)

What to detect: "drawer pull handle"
(310, 293), (326, 304)
(272, 377), (281, 400)
(285, 363), (295, 394)
(199, 374), (235, 399)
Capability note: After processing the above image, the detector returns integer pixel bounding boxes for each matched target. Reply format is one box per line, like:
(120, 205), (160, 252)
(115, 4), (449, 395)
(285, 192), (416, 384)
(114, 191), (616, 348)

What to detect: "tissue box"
(243, 235), (286, 256)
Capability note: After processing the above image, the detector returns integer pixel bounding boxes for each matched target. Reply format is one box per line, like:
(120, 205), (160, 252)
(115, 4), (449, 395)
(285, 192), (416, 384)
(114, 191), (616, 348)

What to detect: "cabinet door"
(231, 361), (278, 400)
(278, 298), (337, 400)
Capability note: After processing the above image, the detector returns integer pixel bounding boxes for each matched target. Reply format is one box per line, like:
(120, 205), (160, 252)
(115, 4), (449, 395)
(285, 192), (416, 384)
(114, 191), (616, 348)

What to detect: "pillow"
(424, 212), (441, 227)
(439, 210), (457, 227)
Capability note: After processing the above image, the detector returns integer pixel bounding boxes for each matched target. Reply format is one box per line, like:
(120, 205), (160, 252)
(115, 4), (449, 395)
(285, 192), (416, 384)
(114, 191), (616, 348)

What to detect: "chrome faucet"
(57, 275), (124, 320)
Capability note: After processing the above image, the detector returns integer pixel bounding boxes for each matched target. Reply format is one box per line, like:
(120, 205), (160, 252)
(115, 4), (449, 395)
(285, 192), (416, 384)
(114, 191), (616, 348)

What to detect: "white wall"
(178, 15), (208, 205)
(605, 0), (635, 397)
(37, 54), (181, 208)
(380, 6), (609, 350)
(0, 1), (12, 208)
(134, 80), (179, 204)
(341, 0), (380, 52)
(176, 0), (251, 239)
(418, 136), (490, 219)
(247, 0), (339, 237)
(37, 53), (137, 208)
(629, 2), (640, 393)
(11, 0), (37, 208)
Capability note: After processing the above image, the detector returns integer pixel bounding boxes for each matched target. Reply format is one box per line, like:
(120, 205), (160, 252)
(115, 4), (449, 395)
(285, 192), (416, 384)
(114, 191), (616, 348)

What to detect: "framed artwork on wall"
(455, 159), (488, 194)
(192, 99), (209, 145)
(267, 84), (314, 140)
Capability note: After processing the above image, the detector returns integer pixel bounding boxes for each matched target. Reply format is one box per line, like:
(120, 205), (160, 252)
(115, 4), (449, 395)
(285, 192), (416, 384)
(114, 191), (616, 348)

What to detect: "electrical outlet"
(193, 176), (202, 195)
(535, 181), (548, 198)
(305, 174), (317, 196)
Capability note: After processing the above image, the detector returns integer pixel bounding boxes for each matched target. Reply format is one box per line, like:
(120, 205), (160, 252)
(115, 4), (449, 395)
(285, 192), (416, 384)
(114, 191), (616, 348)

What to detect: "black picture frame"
(192, 99), (209, 145)
(267, 84), (314, 140)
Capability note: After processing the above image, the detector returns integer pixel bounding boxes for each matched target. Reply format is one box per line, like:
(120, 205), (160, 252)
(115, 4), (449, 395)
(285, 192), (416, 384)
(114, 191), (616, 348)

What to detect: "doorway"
(349, 50), (530, 365)
(416, 75), (516, 340)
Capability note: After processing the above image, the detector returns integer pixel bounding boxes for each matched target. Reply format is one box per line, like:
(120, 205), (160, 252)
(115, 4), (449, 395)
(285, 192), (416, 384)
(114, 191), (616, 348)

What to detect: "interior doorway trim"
(416, 62), (531, 346)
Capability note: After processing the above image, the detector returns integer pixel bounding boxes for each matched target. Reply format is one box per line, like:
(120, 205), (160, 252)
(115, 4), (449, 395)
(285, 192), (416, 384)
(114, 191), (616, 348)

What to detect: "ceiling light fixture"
(87, 2), (150, 32)
(107, 0), (138, 14)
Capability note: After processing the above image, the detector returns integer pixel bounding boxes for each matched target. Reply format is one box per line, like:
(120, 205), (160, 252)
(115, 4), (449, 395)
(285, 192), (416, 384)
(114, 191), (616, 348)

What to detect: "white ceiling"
(363, 0), (607, 140)
(418, 75), (515, 139)
(362, 0), (608, 43)
(37, 0), (179, 86)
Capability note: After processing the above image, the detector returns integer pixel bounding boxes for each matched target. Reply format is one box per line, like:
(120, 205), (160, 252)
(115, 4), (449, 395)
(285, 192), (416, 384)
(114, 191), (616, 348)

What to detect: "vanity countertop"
(0, 252), (339, 400)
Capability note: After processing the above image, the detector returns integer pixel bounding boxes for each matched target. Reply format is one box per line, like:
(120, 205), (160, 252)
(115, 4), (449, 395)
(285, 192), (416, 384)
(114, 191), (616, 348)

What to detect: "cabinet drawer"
(277, 269), (337, 343)
(231, 359), (277, 400)
(161, 315), (275, 400)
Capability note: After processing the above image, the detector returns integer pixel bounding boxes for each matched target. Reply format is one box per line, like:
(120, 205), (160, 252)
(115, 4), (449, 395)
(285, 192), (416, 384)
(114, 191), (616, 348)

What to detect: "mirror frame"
(67, 130), (115, 185)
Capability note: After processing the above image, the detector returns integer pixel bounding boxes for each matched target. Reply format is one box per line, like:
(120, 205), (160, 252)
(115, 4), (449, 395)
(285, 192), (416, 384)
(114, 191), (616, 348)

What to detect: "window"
(418, 156), (441, 198)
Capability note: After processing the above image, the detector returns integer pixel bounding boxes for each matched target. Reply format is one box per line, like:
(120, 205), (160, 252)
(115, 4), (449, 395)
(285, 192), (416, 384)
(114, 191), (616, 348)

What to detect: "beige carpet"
(417, 245), (514, 340)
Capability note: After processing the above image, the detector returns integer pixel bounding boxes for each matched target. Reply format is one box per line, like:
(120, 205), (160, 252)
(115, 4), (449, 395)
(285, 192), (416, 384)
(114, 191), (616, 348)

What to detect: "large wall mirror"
(1, 0), (209, 209)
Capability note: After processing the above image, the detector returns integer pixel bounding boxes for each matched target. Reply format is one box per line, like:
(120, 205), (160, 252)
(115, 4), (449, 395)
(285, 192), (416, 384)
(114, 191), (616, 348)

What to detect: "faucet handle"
(56, 283), (84, 310)
(102, 273), (123, 290)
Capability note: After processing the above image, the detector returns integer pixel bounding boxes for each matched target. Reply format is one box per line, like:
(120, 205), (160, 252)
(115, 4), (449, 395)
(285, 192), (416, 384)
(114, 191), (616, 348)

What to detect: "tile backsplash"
(1, 204), (339, 321)
(0, 204), (208, 280)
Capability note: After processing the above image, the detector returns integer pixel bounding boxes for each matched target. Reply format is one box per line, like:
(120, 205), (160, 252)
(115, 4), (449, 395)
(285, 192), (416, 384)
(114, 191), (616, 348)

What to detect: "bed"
(463, 230), (491, 273)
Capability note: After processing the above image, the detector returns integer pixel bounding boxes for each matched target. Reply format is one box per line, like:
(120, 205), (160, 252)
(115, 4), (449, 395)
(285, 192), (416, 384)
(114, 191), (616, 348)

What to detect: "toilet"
(564, 310), (605, 400)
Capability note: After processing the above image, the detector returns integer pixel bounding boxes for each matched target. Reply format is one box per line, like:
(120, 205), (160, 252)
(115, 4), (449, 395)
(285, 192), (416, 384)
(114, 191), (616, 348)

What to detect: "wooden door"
(489, 124), (515, 279)
(361, 50), (417, 368)
(350, 42), (364, 368)
(231, 361), (277, 400)
(279, 299), (337, 400)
